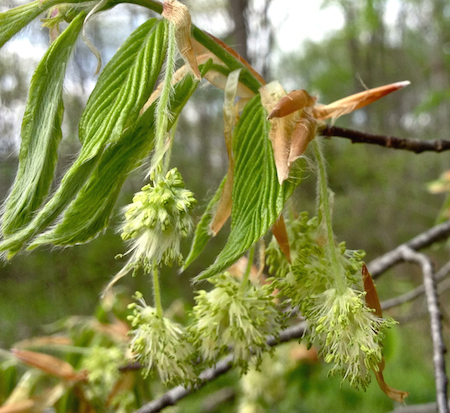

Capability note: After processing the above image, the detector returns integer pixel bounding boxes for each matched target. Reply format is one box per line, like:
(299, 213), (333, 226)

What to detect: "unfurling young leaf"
(0, 1), (45, 48)
(210, 69), (242, 235)
(0, 18), (167, 257)
(1, 12), (86, 237)
(30, 63), (208, 247)
(196, 95), (301, 280)
(182, 178), (226, 270)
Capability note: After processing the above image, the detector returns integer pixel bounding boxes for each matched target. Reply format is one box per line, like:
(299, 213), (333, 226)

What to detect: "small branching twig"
(397, 246), (448, 413)
(321, 125), (450, 154)
(382, 260), (450, 310)
(133, 322), (306, 413)
(367, 220), (450, 279)
(388, 400), (450, 413)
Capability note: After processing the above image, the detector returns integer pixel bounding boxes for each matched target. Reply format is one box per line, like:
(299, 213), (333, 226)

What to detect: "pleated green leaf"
(196, 95), (301, 280)
(0, 18), (168, 258)
(0, 0), (96, 49)
(78, 18), (167, 148)
(1, 12), (86, 237)
(182, 177), (226, 270)
(29, 63), (208, 247)
(0, 0), (45, 48)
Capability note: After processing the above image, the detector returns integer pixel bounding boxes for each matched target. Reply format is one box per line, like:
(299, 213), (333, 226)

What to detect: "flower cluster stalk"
(312, 139), (346, 292)
(152, 20), (177, 175)
(240, 245), (255, 293)
(152, 261), (163, 318)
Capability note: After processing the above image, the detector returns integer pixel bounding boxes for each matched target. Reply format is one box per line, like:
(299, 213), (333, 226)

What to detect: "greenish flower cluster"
(267, 212), (395, 389)
(120, 167), (196, 272)
(127, 292), (195, 386)
(189, 273), (281, 372)
(81, 345), (125, 403)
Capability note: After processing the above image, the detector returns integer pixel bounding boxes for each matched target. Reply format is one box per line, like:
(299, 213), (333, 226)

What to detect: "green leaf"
(196, 95), (301, 280)
(0, 0), (95, 49)
(182, 177), (226, 270)
(0, 18), (168, 258)
(78, 18), (167, 148)
(1, 12), (86, 237)
(0, 1), (44, 48)
(28, 63), (211, 247)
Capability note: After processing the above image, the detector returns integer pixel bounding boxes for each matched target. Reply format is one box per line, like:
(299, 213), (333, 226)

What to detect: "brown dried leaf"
(288, 113), (317, 167)
(362, 263), (382, 318)
(272, 214), (291, 263)
(14, 336), (72, 350)
(162, 0), (201, 80)
(375, 368), (409, 403)
(313, 81), (410, 121)
(0, 399), (35, 413)
(211, 70), (241, 235)
(361, 265), (409, 402)
(267, 89), (316, 120)
(260, 82), (294, 184)
(12, 349), (87, 381)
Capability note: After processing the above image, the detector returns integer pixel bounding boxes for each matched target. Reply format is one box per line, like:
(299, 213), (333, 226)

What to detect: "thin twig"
(381, 260), (450, 310)
(388, 400), (450, 413)
(367, 220), (450, 279)
(133, 322), (306, 413)
(397, 246), (448, 413)
(321, 125), (450, 154)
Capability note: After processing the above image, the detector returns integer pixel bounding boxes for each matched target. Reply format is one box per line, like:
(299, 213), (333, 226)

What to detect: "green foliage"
(197, 95), (300, 280)
(1, 13), (85, 237)
(0, 0), (48, 48)
(0, 0), (434, 411)
(182, 176), (226, 269)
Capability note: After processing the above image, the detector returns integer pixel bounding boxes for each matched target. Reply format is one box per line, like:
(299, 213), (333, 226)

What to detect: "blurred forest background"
(1, 0), (450, 411)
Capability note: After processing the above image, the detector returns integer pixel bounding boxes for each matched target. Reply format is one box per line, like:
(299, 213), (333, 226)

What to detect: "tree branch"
(381, 260), (450, 310)
(133, 322), (306, 413)
(132, 220), (450, 413)
(321, 125), (450, 153)
(397, 247), (449, 413)
(367, 220), (450, 279)
(388, 400), (450, 413)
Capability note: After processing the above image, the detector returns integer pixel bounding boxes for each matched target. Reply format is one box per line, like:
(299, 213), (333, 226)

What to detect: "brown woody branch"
(133, 322), (307, 413)
(321, 125), (450, 153)
(367, 220), (450, 278)
(397, 247), (449, 413)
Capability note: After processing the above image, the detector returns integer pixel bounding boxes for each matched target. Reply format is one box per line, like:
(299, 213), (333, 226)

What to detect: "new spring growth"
(127, 292), (195, 385)
(189, 273), (280, 372)
(81, 346), (124, 402)
(267, 213), (395, 390)
(119, 167), (196, 275)
(307, 287), (396, 389)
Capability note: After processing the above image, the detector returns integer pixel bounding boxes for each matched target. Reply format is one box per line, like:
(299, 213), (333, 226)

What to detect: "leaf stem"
(152, 261), (164, 318)
(240, 245), (255, 293)
(123, 0), (263, 93)
(312, 139), (346, 290)
(152, 20), (176, 174)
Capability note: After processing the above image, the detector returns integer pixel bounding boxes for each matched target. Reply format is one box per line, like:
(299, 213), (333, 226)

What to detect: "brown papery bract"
(288, 113), (317, 167)
(313, 81), (410, 121)
(272, 214), (291, 263)
(163, 0), (201, 80)
(267, 89), (316, 120)
(361, 264), (409, 403)
(11, 349), (87, 381)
